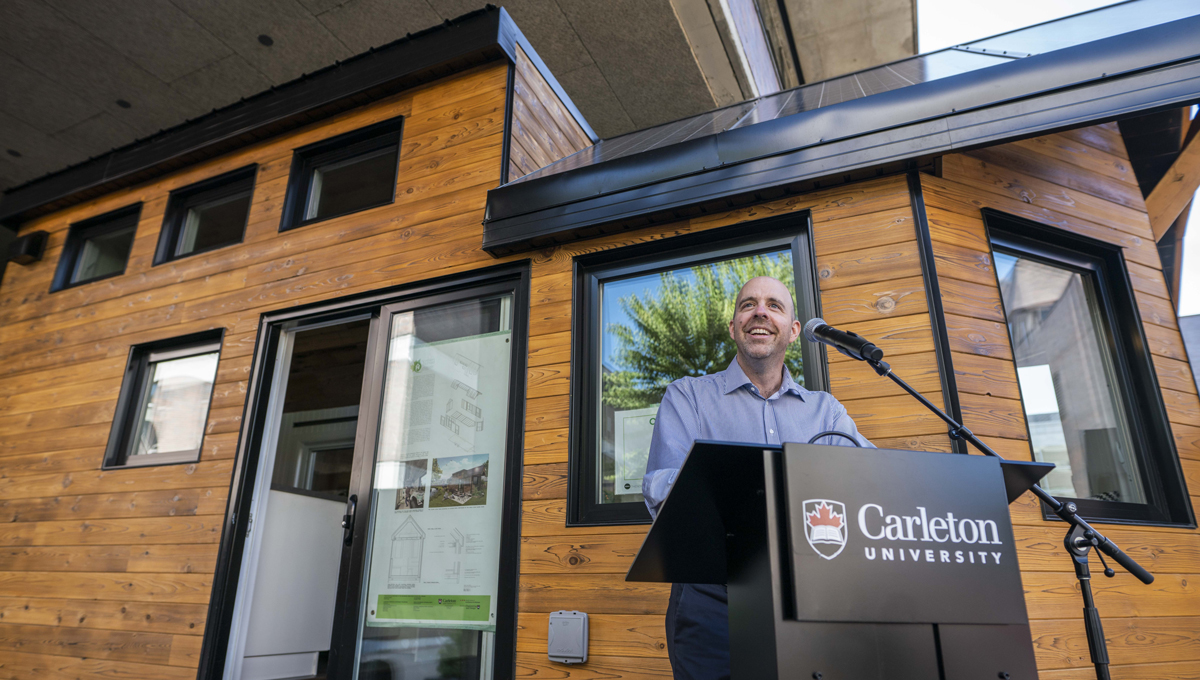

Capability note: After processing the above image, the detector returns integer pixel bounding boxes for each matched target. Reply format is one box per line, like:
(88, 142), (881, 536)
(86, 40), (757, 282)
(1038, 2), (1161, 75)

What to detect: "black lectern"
(627, 442), (1053, 679)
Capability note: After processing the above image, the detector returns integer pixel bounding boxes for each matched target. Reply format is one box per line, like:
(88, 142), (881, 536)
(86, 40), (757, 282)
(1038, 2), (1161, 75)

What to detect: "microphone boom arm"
(864, 357), (1153, 584)
(863, 356), (1152, 680)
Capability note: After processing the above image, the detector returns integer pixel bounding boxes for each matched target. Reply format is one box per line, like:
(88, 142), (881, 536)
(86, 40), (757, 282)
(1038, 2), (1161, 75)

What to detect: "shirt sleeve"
(829, 402), (876, 449)
(642, 381), (700, 518)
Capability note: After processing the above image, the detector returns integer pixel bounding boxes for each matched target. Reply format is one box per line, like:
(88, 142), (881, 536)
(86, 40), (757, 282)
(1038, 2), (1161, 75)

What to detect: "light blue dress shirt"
(643, 358), (875, 516)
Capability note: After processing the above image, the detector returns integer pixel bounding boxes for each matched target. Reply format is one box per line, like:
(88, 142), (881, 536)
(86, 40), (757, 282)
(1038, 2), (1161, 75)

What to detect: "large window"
(280, 117), (402, 231)
(986, 210), (1192, 525)
(156, 165), (256, 263)
(53, 204), (140, 291)
(570, 217), (824, 525)
(104, 332), (222, 469)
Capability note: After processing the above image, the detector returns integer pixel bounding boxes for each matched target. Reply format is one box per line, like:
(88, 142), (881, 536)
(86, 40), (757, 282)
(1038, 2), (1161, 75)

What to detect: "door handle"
(342, 494), (357, 546)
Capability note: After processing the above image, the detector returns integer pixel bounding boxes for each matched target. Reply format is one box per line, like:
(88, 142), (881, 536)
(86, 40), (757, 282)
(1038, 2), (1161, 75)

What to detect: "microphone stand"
(860, 355), (1154, 680)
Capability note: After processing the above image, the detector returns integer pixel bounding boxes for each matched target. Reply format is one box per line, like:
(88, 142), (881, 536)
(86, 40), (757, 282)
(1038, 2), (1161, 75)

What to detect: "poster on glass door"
(364, 326), (511, 631)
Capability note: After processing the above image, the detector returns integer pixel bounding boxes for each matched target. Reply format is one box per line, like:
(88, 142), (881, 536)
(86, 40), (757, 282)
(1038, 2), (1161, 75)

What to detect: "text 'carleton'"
(857, 504), (1004, 565)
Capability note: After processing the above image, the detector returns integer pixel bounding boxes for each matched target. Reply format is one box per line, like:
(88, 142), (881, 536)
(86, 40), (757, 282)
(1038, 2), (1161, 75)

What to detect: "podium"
(627, 442), (1054, 679)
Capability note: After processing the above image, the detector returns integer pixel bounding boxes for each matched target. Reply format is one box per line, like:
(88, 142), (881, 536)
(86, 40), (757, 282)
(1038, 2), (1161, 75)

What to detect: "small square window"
(280, 117), (403, 231)
(53, 204), (140, 291)
(156, 165), (256, 264)
(104, 332), (223, 469)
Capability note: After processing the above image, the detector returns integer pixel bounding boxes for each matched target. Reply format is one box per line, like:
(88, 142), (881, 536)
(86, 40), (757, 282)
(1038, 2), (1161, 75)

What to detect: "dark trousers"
(665, 583), (730, 680)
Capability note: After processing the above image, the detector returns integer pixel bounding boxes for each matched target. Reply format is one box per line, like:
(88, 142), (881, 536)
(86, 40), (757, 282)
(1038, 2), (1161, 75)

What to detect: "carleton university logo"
(803, 499), (848, 560)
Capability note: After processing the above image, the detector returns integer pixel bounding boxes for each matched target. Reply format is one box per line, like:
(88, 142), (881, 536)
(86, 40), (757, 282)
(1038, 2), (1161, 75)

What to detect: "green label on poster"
(376, 595), (491, 622)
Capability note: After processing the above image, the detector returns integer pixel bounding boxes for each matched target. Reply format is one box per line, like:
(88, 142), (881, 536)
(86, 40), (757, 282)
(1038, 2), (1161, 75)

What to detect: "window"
(156, 165), (256, 263)
(570, 216), (824, 524)
(986, 210), (1193, 525)
(104, 331), (223, 469)
(53, 204), (140, 291)
(280, 116), (403, 230)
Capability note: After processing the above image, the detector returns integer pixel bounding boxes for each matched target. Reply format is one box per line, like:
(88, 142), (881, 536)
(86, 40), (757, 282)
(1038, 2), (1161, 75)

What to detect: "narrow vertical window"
(157, 166), (256, 263)
(994, 250), (1143, 503)
(53, 204), (140, 291)
(986, 209), (1193, 525)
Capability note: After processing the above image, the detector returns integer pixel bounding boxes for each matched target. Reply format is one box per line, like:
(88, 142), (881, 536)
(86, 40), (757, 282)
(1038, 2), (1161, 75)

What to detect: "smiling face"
(728, 276), (802, 363)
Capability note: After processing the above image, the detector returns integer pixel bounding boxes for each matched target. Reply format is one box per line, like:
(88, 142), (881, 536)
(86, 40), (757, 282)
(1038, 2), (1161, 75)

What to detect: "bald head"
(734, 276), (796, 321)
(728, 276), (802, 367)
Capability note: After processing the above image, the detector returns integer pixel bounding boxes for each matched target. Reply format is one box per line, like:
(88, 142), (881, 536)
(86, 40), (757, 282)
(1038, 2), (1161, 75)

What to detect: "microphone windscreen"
(802, 317), (826, 343)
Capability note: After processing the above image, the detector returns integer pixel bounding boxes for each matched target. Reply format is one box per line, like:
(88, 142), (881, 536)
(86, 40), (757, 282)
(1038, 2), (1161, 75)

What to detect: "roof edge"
(0, 6), (592, 231)
(482, 55), (1200, 254)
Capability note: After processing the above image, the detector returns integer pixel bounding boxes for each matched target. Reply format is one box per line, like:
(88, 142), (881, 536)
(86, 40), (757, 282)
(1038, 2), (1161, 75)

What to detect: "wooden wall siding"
(923, 121), (1200, 677)
(516, 173), (963, 677)
(3, 55), (1193, 680)
(507, 45), (591, 181)
(0, 61), (510, 679)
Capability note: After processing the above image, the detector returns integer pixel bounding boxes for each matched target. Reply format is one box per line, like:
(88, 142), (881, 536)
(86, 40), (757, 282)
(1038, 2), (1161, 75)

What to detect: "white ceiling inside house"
(0, 0), (915, 195)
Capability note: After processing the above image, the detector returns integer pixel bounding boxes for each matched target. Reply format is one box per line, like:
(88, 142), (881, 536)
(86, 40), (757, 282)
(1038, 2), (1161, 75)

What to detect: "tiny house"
(0, 4), (1199, 679)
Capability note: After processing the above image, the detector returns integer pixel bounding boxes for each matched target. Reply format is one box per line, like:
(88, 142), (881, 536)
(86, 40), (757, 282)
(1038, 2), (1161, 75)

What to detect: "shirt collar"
(721, 357), (806, 400)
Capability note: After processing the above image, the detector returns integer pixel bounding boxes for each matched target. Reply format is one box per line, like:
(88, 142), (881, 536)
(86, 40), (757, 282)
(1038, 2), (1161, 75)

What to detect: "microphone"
(803, 318), (884, 362)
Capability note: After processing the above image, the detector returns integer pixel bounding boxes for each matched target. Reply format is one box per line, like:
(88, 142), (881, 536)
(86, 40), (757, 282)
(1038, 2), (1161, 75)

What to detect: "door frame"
(198, 262), (531, 679)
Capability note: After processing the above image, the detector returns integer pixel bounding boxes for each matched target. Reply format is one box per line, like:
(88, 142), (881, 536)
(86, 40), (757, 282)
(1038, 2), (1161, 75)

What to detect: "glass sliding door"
(330, 282), (524, 680)
(207, 269), (527, 680)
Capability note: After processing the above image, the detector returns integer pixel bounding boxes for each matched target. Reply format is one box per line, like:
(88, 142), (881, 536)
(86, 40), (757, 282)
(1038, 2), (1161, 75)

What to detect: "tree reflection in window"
(598, 251), (801, 503)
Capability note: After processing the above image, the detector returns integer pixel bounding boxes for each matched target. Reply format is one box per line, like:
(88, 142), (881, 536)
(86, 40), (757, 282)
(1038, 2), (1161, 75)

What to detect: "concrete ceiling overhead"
(783, 0), (917, 82)
(0, 0), (915, 196)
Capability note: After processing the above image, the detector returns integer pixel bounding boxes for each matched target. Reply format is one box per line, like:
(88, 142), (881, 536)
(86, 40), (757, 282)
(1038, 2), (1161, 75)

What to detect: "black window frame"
(52, 203), (141, 292)
(155, 165), (257, 265)
(103, 329), (225, 470)
(983, 208), (1194, 527)
(279, 116), (403, 231)
(196, 263), (530, 680)
(568, 213), (826, 526)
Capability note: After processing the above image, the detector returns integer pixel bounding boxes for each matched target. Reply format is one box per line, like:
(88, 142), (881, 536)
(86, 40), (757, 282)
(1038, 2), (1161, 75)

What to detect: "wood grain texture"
(518, 613), (667, 658)
(4, 69), (1196, 680)
(929, 126), (1200, 676)
(508, 45), (591, 178)
(1147, 129), (1200, 239)
(0, 63), (511, 676)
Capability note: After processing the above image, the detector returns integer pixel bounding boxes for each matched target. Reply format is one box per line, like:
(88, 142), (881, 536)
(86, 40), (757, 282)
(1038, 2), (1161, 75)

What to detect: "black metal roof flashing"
(483, 13), (1200, 255)
(0, 6), (595, 231)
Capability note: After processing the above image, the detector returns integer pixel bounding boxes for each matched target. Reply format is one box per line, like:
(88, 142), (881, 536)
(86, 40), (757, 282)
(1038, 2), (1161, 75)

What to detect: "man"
(642, 275), (873, 680)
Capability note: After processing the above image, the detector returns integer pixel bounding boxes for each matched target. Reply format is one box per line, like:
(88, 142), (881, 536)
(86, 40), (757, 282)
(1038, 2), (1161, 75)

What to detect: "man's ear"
(788, 319), (802, 342)
(728, 318), (736, 341)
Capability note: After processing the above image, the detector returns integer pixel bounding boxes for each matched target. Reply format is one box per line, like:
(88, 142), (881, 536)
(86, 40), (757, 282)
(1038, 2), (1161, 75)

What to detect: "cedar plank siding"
(924, 123), (1200, 676)
(515, 174), (954, 677)
(0, 39), (1197, 679)
(0, 61), (511, 679)
(508, 45), (591, 181)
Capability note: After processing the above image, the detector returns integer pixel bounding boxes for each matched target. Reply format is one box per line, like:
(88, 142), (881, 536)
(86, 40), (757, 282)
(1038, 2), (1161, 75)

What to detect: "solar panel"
(511, 0), (1198, 186)
(964, 0), (1199, 56)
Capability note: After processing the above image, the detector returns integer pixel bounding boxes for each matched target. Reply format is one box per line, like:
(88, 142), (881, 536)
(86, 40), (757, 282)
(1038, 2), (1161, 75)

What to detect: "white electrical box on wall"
(547, 610), (588, 664)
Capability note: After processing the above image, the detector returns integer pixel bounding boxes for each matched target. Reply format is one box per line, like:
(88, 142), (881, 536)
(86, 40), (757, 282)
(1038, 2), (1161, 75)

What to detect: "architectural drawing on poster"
(440, 381), (484, 452)
(449, 528), (465, 554)
(452, 380), (481, 400)
(445, 561), (462, 583)
(454, 354), (481, 376)
(389, 516), (425, 585)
